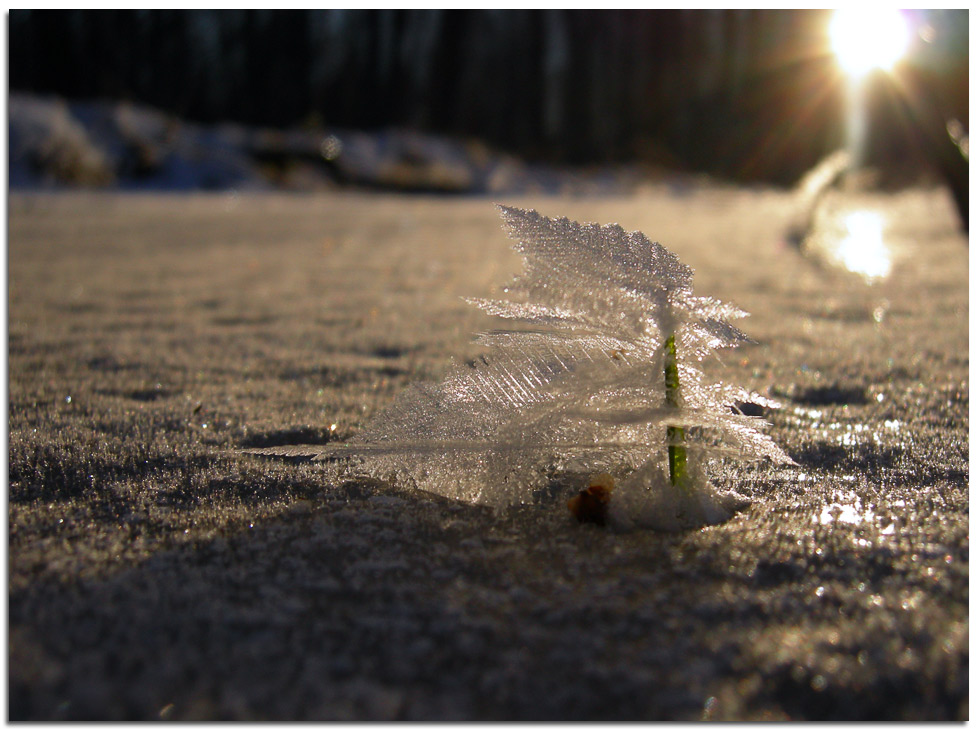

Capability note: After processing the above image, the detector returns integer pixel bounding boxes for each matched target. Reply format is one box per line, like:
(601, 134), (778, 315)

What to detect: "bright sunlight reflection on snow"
(830, 8), (910, 77)
(813, 490), (897, 534)
(829, 211), (892, 281)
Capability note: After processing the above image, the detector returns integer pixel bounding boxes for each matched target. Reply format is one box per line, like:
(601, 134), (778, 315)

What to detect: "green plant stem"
(663, 332), (689, 491)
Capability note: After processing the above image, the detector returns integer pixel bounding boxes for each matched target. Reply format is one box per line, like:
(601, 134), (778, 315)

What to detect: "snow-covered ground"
(8, 185), (967, 719)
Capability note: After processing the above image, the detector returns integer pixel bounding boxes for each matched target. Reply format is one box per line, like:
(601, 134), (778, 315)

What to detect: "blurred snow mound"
(9, 95), (115, 187)
(9, 93), (652, 194)
(9, 94), (266, 191)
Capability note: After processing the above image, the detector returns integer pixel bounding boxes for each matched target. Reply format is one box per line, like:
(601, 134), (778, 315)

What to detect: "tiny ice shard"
(270, 206), (794, 530)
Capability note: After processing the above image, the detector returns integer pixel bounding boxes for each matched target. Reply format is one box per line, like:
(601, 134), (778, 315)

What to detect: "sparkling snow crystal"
(254, 206), (794, 530)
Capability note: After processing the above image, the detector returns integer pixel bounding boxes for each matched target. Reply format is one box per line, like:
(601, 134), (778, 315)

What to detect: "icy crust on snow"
(608, 458), (752, 532)
(322, 206), (793, 530)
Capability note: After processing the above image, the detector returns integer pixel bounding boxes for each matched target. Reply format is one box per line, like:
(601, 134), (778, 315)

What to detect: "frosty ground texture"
(8, 188), (968, 719)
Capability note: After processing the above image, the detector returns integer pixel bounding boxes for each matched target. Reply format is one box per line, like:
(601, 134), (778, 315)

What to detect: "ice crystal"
(253, 206), (793, 530)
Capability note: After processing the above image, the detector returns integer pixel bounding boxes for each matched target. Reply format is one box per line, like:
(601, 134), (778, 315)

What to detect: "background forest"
(9, 9), (970, 185)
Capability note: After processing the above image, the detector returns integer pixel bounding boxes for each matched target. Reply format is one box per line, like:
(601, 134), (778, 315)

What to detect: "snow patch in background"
(8, 93), (661, 196)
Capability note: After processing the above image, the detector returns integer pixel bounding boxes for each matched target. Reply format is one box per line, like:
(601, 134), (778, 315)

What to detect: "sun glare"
(831, 211), (892, 281)
(830, 8), (910, 77)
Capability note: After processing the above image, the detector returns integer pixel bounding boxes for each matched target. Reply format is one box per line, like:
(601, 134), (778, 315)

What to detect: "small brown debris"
(568, 472), (615, 526)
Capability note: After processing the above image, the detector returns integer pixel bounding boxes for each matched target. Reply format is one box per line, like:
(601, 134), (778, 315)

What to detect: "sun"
(829, 8), (910, 77)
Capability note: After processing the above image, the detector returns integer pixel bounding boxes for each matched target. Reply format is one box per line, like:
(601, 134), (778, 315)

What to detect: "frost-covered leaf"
(253, 206), (794, 530)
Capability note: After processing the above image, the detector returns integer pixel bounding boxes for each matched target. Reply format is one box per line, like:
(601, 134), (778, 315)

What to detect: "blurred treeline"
(9, 9), (968, 185)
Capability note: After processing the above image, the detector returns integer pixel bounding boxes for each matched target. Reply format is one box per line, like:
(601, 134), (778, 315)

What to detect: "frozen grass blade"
(663, 332), (689, 492)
